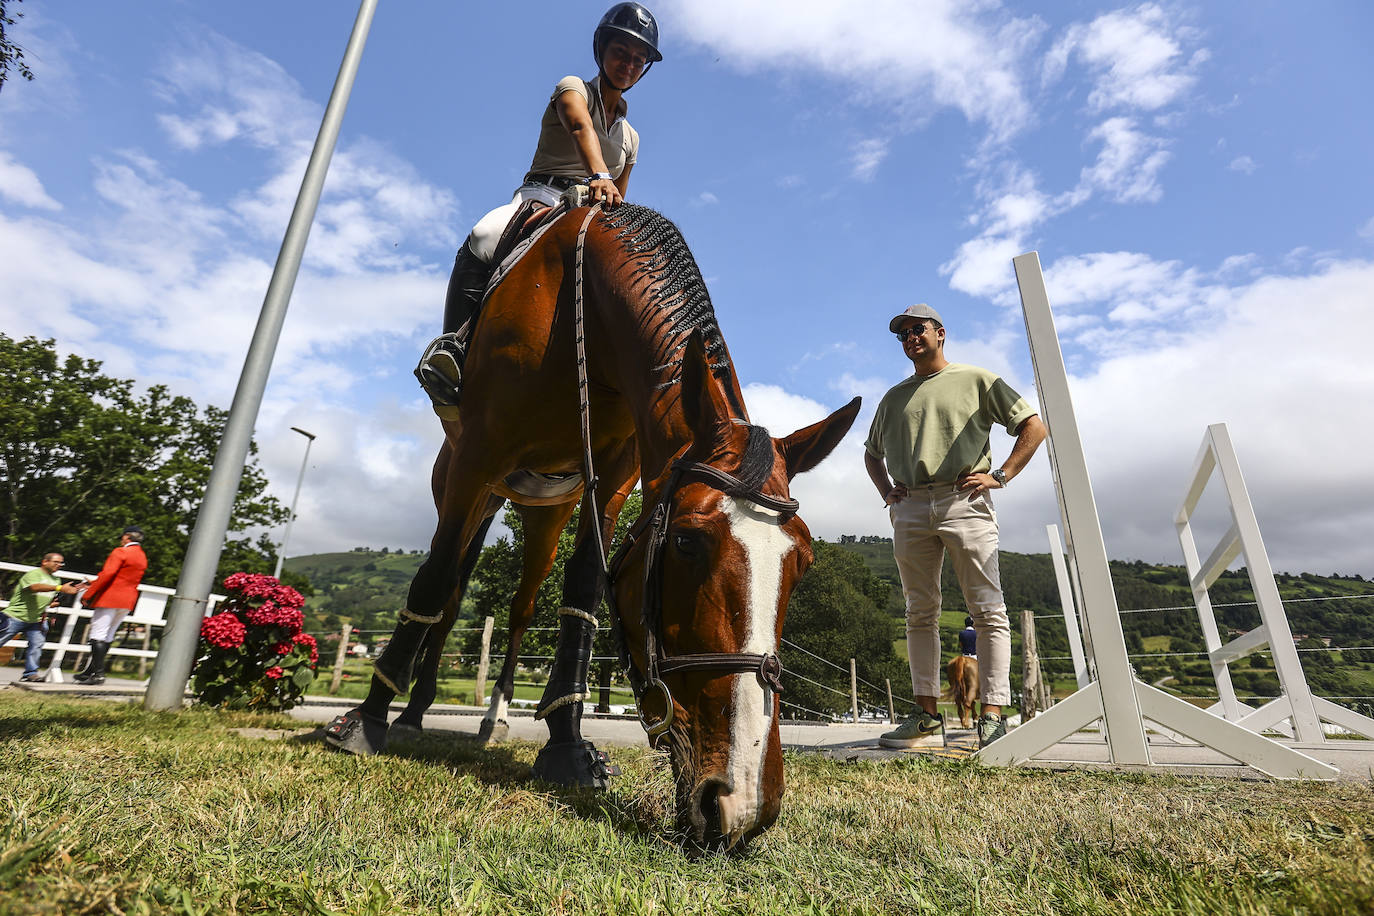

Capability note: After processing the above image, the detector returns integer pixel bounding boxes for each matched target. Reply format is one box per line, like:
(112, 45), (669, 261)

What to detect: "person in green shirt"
(3, 553), (85, 682)
(864, 304), (1046, 750)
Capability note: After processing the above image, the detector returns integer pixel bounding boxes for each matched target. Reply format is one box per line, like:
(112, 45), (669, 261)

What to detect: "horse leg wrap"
(535, 608), (597, 719)
(531, 740), (621, 790)
(371, 612), (434, 697)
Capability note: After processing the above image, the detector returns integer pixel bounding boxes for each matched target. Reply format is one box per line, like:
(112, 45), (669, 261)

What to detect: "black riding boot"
(531, 609), (619, 788)
(414, 240), (493, 418)
(76, 640), (109, 685)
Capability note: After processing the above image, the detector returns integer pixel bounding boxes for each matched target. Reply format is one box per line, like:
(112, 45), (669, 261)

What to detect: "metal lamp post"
(145, 0), (378, 710)
(274, 426), (316, 579)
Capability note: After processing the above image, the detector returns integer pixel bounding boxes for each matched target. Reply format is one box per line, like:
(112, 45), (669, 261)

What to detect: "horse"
(946, 654), (979, 728)
(328, 202), (858, 849)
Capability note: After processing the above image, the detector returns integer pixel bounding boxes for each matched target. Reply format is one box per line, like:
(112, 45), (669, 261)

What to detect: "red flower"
(273, 640), (294, 656)
(292, 631), (320, 667)
(201, 612), (246, 650)
(265, 666), (284, 680)
(243, 601), (304, 635)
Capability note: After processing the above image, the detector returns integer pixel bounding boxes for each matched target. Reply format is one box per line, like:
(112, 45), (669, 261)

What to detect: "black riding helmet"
(594, 2), (663, 88)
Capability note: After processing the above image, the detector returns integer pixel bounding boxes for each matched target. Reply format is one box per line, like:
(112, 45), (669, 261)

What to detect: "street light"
(274, 426), (317, 579)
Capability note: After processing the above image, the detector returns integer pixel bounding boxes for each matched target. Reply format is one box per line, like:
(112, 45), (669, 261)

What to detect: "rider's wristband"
(591, 171), (613, 182)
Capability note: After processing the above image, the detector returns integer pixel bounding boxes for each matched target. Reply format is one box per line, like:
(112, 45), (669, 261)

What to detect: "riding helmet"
(594, 2), (664, 65)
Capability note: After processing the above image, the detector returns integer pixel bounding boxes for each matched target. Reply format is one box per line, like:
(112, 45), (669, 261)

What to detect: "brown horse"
(946, 654), (979, 728)
(329, 203), (858, 849)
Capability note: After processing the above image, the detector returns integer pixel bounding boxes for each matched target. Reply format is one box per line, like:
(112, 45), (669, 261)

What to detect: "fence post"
(1020, 610), (1050, 719)
(595, 661), (612, 713)
(849, 658), (859, 723)
(329, 623), (352, 694)
(885, 678), (896, 724)
(138, 624), (152, 678)
(473, 616), (494, 707)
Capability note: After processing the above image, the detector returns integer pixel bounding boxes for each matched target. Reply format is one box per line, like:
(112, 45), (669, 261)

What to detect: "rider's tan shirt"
(527, 75), (640, 180)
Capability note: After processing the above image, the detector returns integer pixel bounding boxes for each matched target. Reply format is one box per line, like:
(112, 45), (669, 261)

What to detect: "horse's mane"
(598, 204), (731, 387)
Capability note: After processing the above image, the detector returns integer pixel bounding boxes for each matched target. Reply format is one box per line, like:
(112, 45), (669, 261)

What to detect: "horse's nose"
(689, 775), (728, 843)
(714, 786), (763, 850)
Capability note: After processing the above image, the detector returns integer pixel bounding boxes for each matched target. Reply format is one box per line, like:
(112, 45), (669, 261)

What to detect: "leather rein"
(570, 205), (795, 741)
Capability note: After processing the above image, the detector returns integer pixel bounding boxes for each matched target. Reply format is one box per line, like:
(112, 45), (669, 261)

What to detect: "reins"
(569, 205), (793, 743)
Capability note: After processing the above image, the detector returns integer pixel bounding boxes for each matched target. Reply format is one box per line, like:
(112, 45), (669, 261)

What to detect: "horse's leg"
(531, 446), (638, 789)
(394, 512), (498, 737)
(479, 502), (575, 743)
(325, 459), (492, 756)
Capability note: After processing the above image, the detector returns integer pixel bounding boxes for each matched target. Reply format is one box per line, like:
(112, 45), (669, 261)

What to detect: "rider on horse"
(415, 2), (663, 419)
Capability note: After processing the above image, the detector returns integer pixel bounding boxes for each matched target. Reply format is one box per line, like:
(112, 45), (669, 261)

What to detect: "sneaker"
(978, 713), (1007, 748)
(19, 673), (44, 683)
(879, 710), (944, 748)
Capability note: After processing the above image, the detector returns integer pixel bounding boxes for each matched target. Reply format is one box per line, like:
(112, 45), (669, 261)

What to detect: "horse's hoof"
(323, 709), (389, 756)
(477, 718), (509, 744)
(388, 721), (424, 744)
(531, 740), (620, 790)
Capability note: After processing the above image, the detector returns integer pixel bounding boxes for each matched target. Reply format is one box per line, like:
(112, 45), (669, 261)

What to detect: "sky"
(2, 1), (1372, 583)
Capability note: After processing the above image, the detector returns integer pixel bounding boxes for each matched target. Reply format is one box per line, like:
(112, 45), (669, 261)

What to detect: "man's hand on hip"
(957, 472), (1002, 500)
(883, 483), (909, 507)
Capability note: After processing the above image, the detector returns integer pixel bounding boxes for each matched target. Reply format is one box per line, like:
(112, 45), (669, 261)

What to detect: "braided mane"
(597, 204), (731, 385)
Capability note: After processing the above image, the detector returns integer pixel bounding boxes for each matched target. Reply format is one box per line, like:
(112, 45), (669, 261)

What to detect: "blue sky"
(3, 1), (1372, 579)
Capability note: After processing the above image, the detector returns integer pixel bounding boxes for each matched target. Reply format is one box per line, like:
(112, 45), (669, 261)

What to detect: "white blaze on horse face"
(715, 494), (791, 843)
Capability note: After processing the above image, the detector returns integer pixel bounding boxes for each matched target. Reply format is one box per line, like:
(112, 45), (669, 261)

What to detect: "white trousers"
(468, 183), (565, 262)
(87, 607), (131, 642)
(890, 483), (1012, 705)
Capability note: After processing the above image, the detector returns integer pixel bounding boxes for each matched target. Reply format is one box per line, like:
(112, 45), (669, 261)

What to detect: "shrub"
(192, 573), (319, 711)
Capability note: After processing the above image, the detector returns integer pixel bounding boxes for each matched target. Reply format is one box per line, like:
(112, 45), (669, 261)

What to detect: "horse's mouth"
(687, 775), (729, 847)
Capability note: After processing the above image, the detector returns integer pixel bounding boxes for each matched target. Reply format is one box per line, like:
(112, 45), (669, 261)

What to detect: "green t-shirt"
(864, 363), (1037, 486)
(6, 568), (60, 624)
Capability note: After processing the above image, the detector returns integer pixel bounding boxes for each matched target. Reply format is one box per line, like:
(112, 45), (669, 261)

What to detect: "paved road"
(5, 668), (1371, 782)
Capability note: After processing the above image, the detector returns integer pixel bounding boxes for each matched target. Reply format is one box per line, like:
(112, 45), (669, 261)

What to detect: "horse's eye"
(672, 532), (699, 555)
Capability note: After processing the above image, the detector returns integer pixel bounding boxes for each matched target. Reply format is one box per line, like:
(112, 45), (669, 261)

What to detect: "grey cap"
(122, 526), (143, 536)
(889, 303), (944, 333)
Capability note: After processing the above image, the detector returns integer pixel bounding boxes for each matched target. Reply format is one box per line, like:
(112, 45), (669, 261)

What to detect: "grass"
(3, 691), (1373, 915)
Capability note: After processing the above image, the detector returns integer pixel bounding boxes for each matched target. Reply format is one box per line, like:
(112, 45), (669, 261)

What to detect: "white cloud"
(661, 0), (1044, 141)
(1228, 155), (1257, 174)
(1359, 217), (1374, 241)
(1079, 117), (1171, 203)
(0, 150), (62, 210)
(851, 137), (889, 181)
(1048, 4), (1205, 113)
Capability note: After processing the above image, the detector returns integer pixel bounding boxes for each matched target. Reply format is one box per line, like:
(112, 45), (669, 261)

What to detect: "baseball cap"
(888, 303), (944, 333)
(122, 526), (143, 536)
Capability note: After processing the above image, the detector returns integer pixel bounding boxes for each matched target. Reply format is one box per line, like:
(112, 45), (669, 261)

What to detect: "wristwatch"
(989, 468), (1007, 487)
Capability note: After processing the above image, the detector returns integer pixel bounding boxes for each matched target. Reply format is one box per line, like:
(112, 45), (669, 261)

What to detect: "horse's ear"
(680, 331), (732, 447)
(778, 396), (862, 480)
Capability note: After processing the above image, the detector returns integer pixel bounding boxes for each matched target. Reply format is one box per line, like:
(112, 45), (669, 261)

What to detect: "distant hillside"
(285, 539), (1374, 706)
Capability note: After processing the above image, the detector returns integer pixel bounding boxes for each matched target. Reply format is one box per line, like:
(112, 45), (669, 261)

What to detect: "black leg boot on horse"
(323, 611), (435, 755)
(415, 240), (493, 420)
(531, 608), (620, 789)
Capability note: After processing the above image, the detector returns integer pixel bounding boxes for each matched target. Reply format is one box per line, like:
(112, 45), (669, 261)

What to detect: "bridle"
(607, 455), (795, 741)
(570, 204), (794, 742)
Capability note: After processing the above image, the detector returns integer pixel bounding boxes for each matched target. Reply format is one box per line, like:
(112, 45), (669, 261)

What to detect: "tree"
(781, 540), (907, 718)
(0, 0), (34, 93)
(0, 335), (290, 587)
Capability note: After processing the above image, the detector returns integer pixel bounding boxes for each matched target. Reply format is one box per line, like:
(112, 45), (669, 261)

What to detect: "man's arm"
(865, 450), (908, 506)
(83, 550), (124, 603)
(957, 414), (1048, 498)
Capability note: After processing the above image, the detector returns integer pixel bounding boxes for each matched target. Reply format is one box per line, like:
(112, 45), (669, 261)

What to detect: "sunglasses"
(895, 322), (935, 342)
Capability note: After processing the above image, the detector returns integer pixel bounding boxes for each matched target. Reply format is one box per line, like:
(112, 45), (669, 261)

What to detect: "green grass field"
(3, 692), (1371, 915)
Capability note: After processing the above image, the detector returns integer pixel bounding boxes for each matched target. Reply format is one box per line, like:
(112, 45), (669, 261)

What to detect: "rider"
(415, 2), (662, 418)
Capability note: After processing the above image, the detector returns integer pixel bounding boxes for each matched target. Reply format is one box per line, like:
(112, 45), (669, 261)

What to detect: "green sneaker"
(879, 710), (944, 748)
(977, 713), (1007, 748)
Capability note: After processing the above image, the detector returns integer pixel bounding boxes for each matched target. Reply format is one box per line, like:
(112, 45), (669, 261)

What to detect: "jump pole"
(976, 252), (1334, 779)
(145, 0), (379, 710)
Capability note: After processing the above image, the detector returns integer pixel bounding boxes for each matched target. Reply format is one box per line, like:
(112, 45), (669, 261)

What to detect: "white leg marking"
(716, 495), (791, 842)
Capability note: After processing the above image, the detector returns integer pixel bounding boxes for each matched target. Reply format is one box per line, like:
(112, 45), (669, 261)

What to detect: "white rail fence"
(1, 561), (223, 683)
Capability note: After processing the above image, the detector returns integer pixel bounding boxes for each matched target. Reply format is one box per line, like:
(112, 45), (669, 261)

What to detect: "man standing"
(77, 526), (148, 685)
(2, 553), (85, 682)
(864, 304), (1046, 749)
(959, 615), (978, 656)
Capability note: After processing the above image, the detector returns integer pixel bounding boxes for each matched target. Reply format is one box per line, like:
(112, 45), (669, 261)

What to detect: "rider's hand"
(589, 177), (622, 208)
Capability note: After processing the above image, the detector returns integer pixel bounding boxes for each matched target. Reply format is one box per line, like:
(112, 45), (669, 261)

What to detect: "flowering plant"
(191, 573), (318, 711)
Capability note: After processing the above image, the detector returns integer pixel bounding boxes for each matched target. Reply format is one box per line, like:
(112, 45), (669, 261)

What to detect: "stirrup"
(414, 333), (466, 419)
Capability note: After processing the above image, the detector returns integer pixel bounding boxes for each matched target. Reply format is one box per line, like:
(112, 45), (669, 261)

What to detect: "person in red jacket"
(75, 526), (148, 685)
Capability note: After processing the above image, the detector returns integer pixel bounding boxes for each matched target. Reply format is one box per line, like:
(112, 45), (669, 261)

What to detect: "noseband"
(607, 455), (796, 740)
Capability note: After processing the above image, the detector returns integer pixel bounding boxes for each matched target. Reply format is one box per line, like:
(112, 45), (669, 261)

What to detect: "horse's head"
(613, 336), (860, 850)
